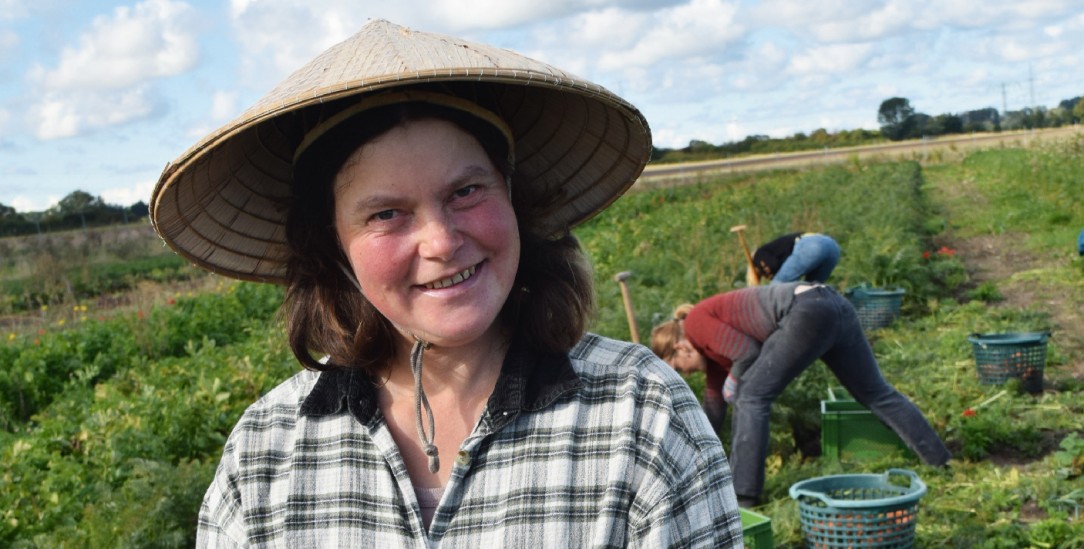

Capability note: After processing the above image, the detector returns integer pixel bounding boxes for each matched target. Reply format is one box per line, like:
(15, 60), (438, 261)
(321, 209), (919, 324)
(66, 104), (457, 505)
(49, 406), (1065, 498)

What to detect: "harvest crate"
(844, 286), (905, 331)
(789, 469), (927, 549)
(821, 388), (911, 461)
(967, 331), (1048, 394)
(740, 507), (774, 549)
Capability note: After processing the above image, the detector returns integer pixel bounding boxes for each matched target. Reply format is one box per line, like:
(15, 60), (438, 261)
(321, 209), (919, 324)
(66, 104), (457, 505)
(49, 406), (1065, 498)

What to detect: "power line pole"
(1029, 64), (1035, 107)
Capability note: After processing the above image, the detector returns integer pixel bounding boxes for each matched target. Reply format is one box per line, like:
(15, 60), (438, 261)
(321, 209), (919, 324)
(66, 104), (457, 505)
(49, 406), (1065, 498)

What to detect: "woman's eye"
(371, 209), (397, 222)
(453, 184), (478, 199)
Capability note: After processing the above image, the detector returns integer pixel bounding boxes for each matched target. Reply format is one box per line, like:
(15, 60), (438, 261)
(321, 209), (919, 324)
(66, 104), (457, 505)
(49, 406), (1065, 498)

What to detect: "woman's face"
(333, 117), (520, 349)
(669, 338), (706, 374)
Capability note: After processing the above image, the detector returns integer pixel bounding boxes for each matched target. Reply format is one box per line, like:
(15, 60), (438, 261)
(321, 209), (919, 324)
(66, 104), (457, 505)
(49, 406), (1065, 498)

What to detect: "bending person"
(750, 231), (840, 284)
(651, 282), (950, 507)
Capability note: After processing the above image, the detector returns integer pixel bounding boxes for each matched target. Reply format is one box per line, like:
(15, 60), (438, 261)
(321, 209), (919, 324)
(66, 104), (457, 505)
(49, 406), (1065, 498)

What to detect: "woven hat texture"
(150, 18), (652, 283)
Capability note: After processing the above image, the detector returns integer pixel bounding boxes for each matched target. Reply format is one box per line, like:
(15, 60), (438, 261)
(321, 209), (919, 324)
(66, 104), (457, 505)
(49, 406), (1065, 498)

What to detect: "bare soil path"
(926, 172), (1084, 386)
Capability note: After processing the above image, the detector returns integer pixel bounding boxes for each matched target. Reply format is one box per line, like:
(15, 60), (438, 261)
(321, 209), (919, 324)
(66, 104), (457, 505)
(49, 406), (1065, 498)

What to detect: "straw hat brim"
(150, 19), (651, 284)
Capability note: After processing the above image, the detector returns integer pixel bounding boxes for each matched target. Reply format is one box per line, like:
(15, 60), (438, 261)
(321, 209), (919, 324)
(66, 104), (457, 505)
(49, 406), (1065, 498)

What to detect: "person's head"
(751, 248), (775, 281)
(650, 304), (705, 374)
(149, 20), (651, 374)
(284, 94), (594, 371)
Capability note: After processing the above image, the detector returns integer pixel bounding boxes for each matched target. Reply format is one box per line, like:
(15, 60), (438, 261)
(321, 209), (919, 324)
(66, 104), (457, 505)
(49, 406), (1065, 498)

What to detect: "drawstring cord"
(339, 261), (440, 473)
(410, 338), (440, 473)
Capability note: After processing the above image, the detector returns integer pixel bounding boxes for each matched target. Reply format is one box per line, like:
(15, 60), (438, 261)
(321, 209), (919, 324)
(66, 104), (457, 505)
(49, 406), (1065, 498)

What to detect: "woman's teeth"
(425, 265), (476, 289)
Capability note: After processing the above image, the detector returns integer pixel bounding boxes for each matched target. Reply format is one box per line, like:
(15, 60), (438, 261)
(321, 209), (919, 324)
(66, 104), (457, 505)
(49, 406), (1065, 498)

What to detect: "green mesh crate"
(844, 286), (905, 331)
(821, 387), (911, 461)
(967, 332), (1048, 394)
(740, 508), (774, 549)
(789, 469), (926, 549)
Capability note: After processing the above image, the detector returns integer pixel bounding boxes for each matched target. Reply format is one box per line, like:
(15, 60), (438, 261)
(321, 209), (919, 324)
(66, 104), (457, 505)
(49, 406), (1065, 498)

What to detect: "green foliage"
(4, 141), (1084, 546)
(967, 281), (1004, 302)
(0, 282), (283, 429)
(0, 254), (198, 315)
(0, 304), (295, 546)
(1055, 433), (1084, 480)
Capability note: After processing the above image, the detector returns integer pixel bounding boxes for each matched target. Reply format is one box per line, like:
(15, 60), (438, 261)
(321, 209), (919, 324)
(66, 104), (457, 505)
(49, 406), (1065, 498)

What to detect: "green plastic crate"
(740, 508), (774, 549)
(821, 388), (912, 461)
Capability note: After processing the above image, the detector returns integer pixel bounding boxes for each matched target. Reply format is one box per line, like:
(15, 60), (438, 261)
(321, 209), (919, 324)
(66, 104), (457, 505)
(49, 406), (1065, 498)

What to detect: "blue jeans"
(771, 234), (840, 284)
(729, 286), (951, 500)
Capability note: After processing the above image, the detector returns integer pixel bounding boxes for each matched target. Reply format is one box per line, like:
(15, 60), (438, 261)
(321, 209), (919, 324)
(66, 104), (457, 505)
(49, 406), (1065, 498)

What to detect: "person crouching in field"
(651, 282), (951, 508)
(749, 231), (841, 285)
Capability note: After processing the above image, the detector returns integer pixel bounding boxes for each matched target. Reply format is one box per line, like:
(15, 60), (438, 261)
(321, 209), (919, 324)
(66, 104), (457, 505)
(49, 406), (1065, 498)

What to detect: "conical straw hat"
(150, 19), (651, 283)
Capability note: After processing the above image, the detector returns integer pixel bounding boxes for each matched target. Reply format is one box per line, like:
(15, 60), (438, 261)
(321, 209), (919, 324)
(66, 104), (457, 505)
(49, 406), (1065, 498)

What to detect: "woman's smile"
(422, 263), (478, 290)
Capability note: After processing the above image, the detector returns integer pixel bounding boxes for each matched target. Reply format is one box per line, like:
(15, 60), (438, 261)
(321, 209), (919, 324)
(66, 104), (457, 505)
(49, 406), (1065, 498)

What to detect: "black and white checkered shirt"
(197, 333), (743, 547)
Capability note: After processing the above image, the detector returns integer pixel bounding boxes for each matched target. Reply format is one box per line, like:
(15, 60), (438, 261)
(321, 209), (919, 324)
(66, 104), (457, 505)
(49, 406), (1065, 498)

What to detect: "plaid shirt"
(197, 333), (743, 548)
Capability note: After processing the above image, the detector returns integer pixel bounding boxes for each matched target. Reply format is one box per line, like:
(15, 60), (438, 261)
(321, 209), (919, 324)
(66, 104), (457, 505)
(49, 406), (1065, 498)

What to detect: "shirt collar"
(299, 337), (583, 427)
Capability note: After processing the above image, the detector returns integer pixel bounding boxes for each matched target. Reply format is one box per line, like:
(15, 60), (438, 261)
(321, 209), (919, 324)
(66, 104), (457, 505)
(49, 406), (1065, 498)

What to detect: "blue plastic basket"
(845, 286), (905, 331)
(967, 332), (1048, 393)
(789, 469), (926, 548)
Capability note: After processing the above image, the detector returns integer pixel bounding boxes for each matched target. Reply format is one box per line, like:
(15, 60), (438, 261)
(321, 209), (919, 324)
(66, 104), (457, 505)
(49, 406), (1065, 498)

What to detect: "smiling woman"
(149, 18), (743, 547)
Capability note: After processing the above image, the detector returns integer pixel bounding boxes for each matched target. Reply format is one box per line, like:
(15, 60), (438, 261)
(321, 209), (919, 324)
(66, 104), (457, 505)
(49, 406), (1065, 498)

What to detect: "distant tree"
(961, 108), (1000, 132)
(1074, 99), (1084, 123)
(932, 113), (964, 136)
(130, 201), (149, 218)
(687, 139), (715, 154)
(1047, 107), (1070, 127)
(46, 190), (106, 230)
(878, 97), (915, 140)
(908, 113), (933, 139)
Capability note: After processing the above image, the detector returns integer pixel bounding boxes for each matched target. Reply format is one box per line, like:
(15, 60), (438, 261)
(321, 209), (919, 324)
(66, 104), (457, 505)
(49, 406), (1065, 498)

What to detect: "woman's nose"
(418, 212), (464, 260)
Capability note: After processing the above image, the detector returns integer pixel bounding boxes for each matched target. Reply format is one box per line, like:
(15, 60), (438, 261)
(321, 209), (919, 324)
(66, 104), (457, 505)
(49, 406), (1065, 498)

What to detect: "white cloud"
(26, 0), (198, 139)
(33, 0), (197, 91)
(228, 0), (370, 86)
(429, 0), (582, 29)
(210, 90), (239, 121)
(100, 178), (155, 207)
(30, 87), (156, 140)
(183, 89), (240, 140)
(596, 0), (744, 70)
(787, 42), (873, 76)
(10, 194), (61, 212)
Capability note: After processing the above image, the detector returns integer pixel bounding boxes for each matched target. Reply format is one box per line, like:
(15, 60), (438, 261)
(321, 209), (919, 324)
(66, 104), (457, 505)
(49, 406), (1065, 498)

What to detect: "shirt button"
(455, 451), (471, 466)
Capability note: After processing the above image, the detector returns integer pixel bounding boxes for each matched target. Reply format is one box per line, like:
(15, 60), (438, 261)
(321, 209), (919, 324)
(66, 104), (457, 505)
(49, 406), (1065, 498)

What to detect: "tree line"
(877, 95), (1083, 141)
(652, 93), (1083, 163)
(0, 191), (149, 237)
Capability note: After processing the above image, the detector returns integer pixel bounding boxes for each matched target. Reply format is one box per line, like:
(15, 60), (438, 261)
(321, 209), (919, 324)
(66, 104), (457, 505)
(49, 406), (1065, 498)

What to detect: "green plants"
(967, 281), (1004, 302)
(1054, 432), (1084, 480)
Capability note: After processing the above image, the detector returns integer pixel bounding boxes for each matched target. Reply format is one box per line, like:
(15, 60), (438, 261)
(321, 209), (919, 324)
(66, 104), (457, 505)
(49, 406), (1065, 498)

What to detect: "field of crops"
(2, 136), (1083, 547)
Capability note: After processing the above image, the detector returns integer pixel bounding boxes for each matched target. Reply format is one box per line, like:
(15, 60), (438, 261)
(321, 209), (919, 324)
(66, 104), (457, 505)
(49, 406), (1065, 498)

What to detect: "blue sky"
(2, 0), (1082, 212)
